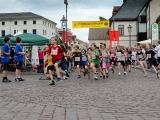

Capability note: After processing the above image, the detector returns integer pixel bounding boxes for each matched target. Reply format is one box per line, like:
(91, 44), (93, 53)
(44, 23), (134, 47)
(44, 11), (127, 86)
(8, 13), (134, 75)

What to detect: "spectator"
(38, 48), (44, 66)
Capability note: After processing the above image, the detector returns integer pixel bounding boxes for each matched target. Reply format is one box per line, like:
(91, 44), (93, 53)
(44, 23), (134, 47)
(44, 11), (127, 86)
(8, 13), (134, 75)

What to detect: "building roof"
(112, 6), (121, 16)
(0, 12), (56, 24)
(110, 0), (149, 21)
(88, 28), (109, 40)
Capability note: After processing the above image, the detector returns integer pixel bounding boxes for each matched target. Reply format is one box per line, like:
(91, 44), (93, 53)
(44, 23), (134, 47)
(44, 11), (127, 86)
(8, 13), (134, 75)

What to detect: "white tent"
(137, 39), (151, 44)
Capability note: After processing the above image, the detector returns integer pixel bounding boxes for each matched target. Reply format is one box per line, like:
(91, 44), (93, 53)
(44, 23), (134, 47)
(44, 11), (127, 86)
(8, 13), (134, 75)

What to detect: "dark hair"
(82, 49), (86, 54)
(152, 45), (156, 48)
(87, 48), (92, 51)
(16, 37), (22, 43)
(103, 43), (106, 47)
(75, 45), (79, 49)
(158, 41), (160, 44)
(92, 44), (97, 48)
(4, 37), (10, 43)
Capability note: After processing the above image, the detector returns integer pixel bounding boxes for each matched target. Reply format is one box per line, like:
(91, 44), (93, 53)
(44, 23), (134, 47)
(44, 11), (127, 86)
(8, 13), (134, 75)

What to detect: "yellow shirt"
(48, 54), (53, 66)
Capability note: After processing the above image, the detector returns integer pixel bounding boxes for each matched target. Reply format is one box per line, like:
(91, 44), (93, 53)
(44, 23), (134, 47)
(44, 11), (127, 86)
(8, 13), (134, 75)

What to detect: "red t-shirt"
(48, 45), (64, 64)
(38, 51), (43, 60)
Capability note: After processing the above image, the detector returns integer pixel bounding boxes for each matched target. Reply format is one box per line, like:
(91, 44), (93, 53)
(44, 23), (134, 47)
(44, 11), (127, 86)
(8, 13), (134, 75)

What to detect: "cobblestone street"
(0, 69), (160, 120)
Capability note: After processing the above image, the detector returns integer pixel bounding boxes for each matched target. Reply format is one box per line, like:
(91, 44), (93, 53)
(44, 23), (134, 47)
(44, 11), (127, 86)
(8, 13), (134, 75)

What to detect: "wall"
(147, 0), (160, 39)
(0, 18), (56, 38)
(111, 21), (138, 46)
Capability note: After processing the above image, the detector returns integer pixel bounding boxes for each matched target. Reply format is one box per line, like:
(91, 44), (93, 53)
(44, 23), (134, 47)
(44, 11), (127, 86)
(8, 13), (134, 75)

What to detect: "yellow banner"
(72, 20), (110, 29)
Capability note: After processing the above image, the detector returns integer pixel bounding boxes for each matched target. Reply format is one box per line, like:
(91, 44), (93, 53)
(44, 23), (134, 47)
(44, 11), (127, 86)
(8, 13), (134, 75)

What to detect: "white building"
(110, 0), (160, 46)
(0, 12), (57, 38)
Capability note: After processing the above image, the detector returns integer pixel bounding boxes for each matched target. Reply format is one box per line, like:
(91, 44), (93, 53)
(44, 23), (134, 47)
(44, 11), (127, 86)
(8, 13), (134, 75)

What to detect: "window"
(43, 30), (44, 35)
(23, 30), (27, 33)
(1, 30), (5, 37)
(45, 30), (46, 35)
(33, 29), (37, 34)
(33, 20), (36, 24)
(14, 21), (17, 25)
(50, 24), (51, 27)
(45, 22), (46, 25)
(52, 25), (53, 28)
(2, 22), (5, 25)
(118, 25), (124, 36)
(14, 30), (16, 34)
(43, 21), (44, 25)
(24, 21), (27, 25)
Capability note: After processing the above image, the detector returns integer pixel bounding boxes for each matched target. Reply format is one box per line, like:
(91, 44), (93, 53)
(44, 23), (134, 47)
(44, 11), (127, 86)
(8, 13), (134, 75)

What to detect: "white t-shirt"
(155, 45), (160, 57)
(131, 51), (136, 60)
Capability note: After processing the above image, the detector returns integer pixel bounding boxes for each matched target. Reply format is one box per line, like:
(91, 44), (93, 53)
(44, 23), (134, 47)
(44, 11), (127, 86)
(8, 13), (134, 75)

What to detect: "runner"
(80, 49), (88, 77)
(136, 45), (147, 77)
(1, 37), (12, 83)
(100, 43), (110, 78)
(110, 47), (117, 73)
(46, 44), (56, 85)
(116, 46), (126, 76)
(87, 48), (92, 78)
(90, 44), (105, 80)
(48, 37), (64, 83)
(14, 37), (25, 81)
(131, 48), (136, 68)
(145, 44), (160, 78)
(72, 45), (82, 78)
(127, 46), (132, 72)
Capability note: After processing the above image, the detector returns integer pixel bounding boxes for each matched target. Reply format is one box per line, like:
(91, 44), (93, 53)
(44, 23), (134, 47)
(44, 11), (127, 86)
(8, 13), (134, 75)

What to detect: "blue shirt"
(1, 44), (10, 62)
(14, 44), (23, 61)
(81, 54), (88, 66)
(128, 50), (132, 59)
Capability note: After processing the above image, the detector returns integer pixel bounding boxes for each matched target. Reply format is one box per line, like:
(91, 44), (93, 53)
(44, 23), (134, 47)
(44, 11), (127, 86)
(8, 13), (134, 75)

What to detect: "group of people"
(1, 36), (160, 85)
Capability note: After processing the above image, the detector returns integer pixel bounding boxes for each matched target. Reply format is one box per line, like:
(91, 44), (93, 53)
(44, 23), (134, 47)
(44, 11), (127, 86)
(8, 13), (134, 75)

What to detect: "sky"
(0, 0), (123, 42)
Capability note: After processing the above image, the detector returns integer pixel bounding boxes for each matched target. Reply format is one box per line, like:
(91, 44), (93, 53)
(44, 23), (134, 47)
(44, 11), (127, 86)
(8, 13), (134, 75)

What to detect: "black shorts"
(39, 59), (44, 65)
(149, 59), (158, 67)
(15, 61), (23, 69)
(117, 61), (125, 66)
(74, 62), (81, 67)
(47, 65), (55, 71)
(157, 57), (160, 63)
(125, 59), (131, 65)
(2, 62), (9, 70)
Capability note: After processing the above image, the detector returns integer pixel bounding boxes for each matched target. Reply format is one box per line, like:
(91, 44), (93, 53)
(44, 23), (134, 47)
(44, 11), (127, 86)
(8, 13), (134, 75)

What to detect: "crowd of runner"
(1, 36), (160, 85)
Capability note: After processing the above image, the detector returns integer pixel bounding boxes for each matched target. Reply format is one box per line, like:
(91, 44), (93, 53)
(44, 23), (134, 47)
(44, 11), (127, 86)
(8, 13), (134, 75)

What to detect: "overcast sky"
(0, 0), (123, 42)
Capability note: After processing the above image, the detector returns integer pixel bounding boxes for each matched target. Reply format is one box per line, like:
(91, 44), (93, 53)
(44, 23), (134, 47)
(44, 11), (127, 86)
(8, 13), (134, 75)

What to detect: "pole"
(66, 3), (68, 44)
(129, 32), (131, 46)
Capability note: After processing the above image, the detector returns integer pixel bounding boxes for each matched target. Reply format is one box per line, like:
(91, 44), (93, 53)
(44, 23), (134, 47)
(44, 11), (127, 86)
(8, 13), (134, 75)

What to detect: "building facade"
(110, 0), (160, 46)
(0, 12), (57, 38)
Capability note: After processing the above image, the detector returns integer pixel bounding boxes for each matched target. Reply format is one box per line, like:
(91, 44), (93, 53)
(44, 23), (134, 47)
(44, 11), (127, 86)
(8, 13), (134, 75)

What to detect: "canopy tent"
(14, 31), (23, 36)
(0, 34), (13, 38)
(137, 39), (151, 44)
(0, 33), (49, 45)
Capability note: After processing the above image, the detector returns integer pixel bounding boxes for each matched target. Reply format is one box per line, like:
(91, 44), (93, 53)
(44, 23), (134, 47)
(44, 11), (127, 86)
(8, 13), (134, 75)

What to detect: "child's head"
(82, 49), (86, 55)
(74, 45), (79, 52)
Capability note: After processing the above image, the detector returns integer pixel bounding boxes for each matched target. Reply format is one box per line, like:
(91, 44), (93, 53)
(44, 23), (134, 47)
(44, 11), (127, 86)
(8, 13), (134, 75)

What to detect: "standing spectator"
(14, 37), (25, 81)
(155, 41), (160, 63)
(38, 48), (44, 66)
(1, 37), (12, 82)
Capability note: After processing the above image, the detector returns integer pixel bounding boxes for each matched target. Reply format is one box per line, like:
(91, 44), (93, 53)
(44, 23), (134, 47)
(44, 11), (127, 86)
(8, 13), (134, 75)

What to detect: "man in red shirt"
(38, 48), (44, 66)
(48, 37), (64, 83)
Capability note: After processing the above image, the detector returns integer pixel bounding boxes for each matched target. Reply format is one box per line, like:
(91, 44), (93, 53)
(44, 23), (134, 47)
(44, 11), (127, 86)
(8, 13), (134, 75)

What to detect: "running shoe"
(106, 73), (109, 78)
(19, 78), (25, 81)
(65, 70), (70, 77)
(118, 73), (121, 76)
(103, 75), (105, 79)
(124, 72), (127, 75)
(129, 70), (131, 73)
(15, 78), (20, 82)
(77, 75), (81, 78)
(94, 76), (98, 80)
(100, 75), (102, 77)
(49, 80), (55, 85)
(2, 79), (11, 83)
(56, 77), (61, 82)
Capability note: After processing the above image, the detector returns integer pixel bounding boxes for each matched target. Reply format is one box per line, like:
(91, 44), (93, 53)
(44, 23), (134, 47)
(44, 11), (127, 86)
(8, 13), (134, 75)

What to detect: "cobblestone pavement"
(0, 69), (160, 120)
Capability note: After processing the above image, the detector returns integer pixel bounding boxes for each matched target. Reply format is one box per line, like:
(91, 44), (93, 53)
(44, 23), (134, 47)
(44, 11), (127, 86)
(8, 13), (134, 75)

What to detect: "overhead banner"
(72, 20), (110, 29)
(109, 31), (120, 49)
(152, 23), (159, 43)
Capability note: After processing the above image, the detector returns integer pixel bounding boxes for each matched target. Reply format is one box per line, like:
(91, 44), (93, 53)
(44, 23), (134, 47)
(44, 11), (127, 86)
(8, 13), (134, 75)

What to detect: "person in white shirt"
(154, 41), (160, 63)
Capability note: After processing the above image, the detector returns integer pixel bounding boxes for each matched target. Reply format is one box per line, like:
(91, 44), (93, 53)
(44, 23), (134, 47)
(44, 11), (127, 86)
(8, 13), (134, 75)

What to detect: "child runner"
(90, 44), (105, 80)
(48, 37), (64, 83)
(80, 49), (88, 76)
(136, 45), (147, 77)
(14, 37), (25, 81)
(72, 45), (82, 78)
(1, 37), (12, 82)
(145, 44), (160, 78)
(100, 43), (110, 78)
(127, 47), (132, 72)
(116, 46), (125, 76)
(110, 47), (117, 73)
(87, 48), (92, 78)
(131, 48), (136, 68)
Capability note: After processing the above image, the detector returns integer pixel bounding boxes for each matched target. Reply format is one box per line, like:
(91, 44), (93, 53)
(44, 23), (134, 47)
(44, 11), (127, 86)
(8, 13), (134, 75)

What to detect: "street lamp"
(60, 15), (67, 42)
(64, 0), (68, 44)
(127, 24), (132, 46)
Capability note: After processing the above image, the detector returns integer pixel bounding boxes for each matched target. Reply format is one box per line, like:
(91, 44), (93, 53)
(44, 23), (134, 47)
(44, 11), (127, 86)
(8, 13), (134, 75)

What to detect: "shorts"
(47, 65), (55, 71)
(2, 62), (9, 70)
(157, 57), (160, 63)
(110, 60), (116, 66)
(92, 63), (101, 68)
(102, 62), (110, 70)
(148, 59), (158, 67)
(132, 60), (135, 64)
(125, 59), (131, 65)
(15, 61), (23, 69)
(74, 61), (81, 67)
(117, 61), (125, 66)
